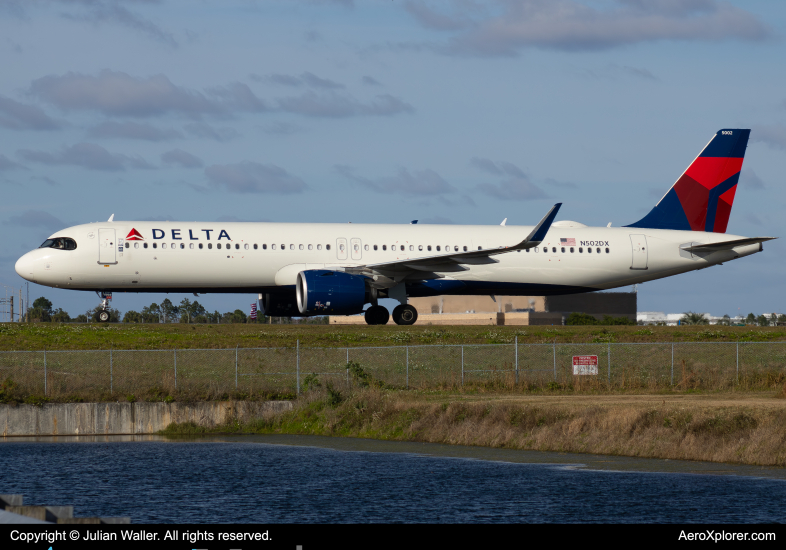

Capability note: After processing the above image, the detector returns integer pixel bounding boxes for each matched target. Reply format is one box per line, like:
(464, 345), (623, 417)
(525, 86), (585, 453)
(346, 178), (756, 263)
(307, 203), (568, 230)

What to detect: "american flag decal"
(560, 238), (576, 246)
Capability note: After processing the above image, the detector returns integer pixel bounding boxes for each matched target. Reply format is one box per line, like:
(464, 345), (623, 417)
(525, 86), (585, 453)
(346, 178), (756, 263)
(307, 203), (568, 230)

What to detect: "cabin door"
(98, 228), (117, 265)
(629, 234), (648, 270)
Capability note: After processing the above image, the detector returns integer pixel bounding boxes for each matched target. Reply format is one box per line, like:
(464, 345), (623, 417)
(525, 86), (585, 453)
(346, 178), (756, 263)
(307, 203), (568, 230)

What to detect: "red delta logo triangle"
(126, 228), (144, 241)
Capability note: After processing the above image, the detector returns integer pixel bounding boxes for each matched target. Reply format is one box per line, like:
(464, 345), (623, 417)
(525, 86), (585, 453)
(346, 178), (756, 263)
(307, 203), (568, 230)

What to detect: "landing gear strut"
(392, 304), (418, 326)
(364, 305), (390, 325)
(95, 291), (112, 322)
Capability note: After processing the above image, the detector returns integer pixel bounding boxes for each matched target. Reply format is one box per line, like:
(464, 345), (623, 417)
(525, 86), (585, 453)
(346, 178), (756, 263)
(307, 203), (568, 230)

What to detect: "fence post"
(110, 349), (113, 394)
(552, 341), (557, 382)
(461, 345), (464, 386)
(346, 347), (350, 389)
(43, 349), (47, 396)
(607, 342), (611, 385)
(515, 336), (519, 385)
(671, 342), (674, 386)
(235, 346), (238, 390)
(296, 340), (300, 396)
(174, 349), (177, 390)
(736, 341), (739, 383)
(406, 346), (409, 390)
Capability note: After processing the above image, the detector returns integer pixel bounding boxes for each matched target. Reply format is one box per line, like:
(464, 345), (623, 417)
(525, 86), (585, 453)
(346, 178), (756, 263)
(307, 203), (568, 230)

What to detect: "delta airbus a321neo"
(15, 129), (774, 325)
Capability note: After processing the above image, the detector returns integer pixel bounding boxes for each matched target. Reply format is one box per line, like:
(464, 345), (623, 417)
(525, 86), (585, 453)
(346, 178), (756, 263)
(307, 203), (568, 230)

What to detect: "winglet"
(500, 218), (507, 226)
(514, 203), (561, 248)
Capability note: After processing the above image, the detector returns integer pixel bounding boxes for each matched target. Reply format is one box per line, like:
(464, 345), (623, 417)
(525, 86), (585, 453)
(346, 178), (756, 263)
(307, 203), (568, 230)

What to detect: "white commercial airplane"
(15, 129), (774, 325)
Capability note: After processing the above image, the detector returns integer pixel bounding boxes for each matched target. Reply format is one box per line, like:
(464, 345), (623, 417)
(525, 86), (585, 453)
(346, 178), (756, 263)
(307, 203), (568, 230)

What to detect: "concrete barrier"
(0, 400), (293, 437)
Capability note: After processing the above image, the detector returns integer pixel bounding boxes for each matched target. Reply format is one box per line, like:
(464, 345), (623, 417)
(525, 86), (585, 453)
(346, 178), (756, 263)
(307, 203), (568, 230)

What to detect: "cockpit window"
(39, 238), (77, 250)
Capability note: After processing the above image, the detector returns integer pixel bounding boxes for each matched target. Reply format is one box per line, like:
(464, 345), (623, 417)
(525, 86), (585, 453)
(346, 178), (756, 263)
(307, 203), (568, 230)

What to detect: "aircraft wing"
(344, 203), (561, 279)
(683, 237), (776, 252)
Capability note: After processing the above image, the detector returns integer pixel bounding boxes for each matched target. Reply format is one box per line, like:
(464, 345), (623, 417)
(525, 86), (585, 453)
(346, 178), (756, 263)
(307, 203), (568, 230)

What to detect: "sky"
(0, 0), (784, 319)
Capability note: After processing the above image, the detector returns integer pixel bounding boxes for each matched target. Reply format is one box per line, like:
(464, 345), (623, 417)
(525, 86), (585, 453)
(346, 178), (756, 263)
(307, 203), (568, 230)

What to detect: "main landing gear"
(364, 304), (418, 325)
(96, 291), (112, 322)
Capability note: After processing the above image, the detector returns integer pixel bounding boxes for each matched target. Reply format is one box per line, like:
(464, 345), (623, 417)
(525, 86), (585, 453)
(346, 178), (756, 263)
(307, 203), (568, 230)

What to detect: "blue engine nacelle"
(296, 270), (368, 315)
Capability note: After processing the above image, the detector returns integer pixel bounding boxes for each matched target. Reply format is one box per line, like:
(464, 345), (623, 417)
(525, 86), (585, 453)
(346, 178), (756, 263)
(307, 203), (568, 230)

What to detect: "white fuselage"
(15, 221), (762, 298)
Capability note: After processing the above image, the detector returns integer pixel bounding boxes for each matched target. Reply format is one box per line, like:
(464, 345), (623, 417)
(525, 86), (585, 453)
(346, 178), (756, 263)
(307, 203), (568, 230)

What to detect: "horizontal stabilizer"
(683, 237), (775, 252)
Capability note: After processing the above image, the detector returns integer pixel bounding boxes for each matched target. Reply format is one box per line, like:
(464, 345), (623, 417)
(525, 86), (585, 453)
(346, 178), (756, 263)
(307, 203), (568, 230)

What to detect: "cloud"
(471, 157), (547, 201)
(259, 122), (305, 135)
(161, 149), (203, 168)
(751, 123), (786, 151)
(29, 70), (267, 118)
(60, 1), (177, 48)
(739, 168), (765, 191)
(362, 76), (381, 86)
(402, 0), (770, 55)
(335, 165), (454, 196)
(183, 122), (240, 142)
(279, 92), (413, 117)
(543, 177), (578, 189)
(0, 154), (24, 171)
(251, 71), (344, 89)
(31, 175), (57, 186)
(205, 161), (307, 194)
(0, 95), (61, 130)
(579, 63), (659, 81)
(743, 212), (763, 226)
(17, 142), (154, 171)
(86, 121), (182, 141)
(5, 210), (65, 232)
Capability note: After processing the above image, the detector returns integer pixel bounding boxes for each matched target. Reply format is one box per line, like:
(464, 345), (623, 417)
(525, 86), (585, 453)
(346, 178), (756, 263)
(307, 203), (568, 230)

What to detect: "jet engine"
(296, 270), (369, 315)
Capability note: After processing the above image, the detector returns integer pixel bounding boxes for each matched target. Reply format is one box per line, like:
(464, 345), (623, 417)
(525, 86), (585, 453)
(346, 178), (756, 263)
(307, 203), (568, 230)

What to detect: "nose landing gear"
(96, 291), (112, 322)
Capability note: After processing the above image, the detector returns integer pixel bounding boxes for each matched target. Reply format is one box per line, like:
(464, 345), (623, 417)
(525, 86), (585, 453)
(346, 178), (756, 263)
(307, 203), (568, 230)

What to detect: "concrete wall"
(408, 295), (546, 314)
(0, 400), (293, 437)
(330, 311), (564, 326)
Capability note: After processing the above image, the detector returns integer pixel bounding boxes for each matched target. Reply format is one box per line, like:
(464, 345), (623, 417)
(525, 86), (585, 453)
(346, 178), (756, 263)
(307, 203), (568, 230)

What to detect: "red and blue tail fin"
(626, 129), (749, 233)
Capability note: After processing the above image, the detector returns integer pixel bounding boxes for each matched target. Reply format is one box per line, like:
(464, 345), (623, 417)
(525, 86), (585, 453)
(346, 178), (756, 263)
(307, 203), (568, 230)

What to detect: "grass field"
(0, 322), (785, 351)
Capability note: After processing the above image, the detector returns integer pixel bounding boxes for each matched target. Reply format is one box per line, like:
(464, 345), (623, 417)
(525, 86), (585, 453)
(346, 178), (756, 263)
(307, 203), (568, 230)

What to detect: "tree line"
(24, 296), (327, 324)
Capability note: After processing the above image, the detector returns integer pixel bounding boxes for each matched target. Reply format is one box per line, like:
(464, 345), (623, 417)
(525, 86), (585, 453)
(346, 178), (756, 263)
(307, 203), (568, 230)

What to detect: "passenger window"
(373, 245), (378, 251)
(281, 244), (285, 249)
(436, 246), (441, 251)
(253, 244), (257, 250)
(180, 243), (184, 249)
(463, 246), (467, 252)
(418, 245), (423, 251)
(124, 242), (129, 249)
(409, 245), (414, 251)
(171, 243), (176, 249)
(478, 246), (482, 250)
(199, 243), (203, 249)
(552, 247), (556, 253)
(597, 247), (601, 254)
(605, 248), (609, 253)
(208, 243), (212, 249)
(272, 244), (276, 250)
(427, 245), (431, 251)
(152, 243), (157, 249)
(263, 244), (267, 250)
(570, 247), (574, 253)
(190, 243), (194, 249)
(526, 248), (530, 253)
(217, 243), (222, 250)
(339, 244), (345, 252)
(317, 244), (322, 250)
(162, 243), (167, 249)
(354, 244), (359, 252)
(364, 244), (369, 251)
(309, 244), (313, 250)
(134, 242), (139, 249)
(579, 247), (583, 253)
(245, 244), (249, 250)
(588, 248), (592, 253)
(235, 244), (239, 250)
(534, 247), (538, 252)
(326, 244), (331, 250)
(299, 244), (303, 250)
(144, 243), (148, 249)
(382, 245), (386, 251)
(392, 245), (396, 251)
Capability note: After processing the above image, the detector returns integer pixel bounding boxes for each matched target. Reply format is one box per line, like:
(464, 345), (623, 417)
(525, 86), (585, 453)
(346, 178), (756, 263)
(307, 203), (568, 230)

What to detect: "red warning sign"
(572, 355), (598, 375)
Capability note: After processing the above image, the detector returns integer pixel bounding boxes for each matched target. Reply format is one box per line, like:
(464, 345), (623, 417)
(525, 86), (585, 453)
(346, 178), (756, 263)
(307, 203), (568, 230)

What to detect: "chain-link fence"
(1, 340), (785, 399)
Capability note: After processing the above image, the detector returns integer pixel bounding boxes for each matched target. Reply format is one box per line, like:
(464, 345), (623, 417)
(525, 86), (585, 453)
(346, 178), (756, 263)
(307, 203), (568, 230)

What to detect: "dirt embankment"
(167, 389), (786, 467)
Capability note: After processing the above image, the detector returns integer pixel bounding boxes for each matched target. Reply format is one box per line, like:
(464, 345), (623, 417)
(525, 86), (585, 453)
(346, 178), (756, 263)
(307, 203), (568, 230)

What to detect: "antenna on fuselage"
(107, 214), (115, 222)
(500, 218), (507, 226)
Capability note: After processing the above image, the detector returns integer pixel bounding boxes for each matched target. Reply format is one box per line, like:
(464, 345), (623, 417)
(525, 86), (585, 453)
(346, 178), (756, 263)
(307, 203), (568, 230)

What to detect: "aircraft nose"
(15, 252), (35, 282)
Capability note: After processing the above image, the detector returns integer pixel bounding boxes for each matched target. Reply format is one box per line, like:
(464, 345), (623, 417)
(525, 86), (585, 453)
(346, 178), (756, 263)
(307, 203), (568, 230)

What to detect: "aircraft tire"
(365, 305), (389, 325)
(392, 304), (418, 326)
(98, 310), (110, 322)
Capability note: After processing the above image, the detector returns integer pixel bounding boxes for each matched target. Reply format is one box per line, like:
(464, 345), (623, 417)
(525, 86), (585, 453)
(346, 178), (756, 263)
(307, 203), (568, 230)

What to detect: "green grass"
(0, 322), (784, 351)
